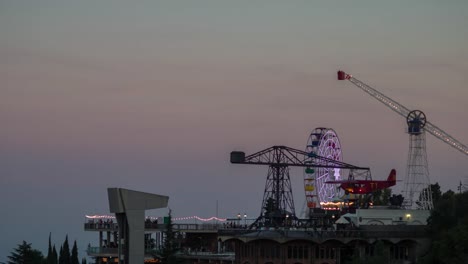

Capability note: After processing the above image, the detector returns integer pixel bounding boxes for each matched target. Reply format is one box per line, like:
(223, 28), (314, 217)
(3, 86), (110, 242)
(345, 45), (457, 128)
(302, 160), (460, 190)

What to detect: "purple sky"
(1, 0), (467, 261)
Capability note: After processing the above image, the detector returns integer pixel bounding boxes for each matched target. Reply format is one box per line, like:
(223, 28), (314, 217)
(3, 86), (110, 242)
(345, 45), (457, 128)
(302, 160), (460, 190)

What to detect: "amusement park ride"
(326, 169), (396, 195)
(230, 70), (467, 228)
(230, 143), (370, 227)
(338, 70), (468, 210)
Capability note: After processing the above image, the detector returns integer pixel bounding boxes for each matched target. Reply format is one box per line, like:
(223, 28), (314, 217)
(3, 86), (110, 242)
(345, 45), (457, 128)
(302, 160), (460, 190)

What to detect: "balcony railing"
(84, 223), (119, 231)
(86, 246), (235, 260)
(84, 222), (227, 231)
(86, 247), (118, 256)
(218, 228), (428, 239)
(86, 247), (158, 256)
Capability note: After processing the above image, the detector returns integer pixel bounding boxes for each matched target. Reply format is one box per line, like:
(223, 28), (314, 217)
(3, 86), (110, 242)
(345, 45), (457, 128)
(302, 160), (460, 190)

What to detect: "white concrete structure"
(108, 188), (169, 264)
(340, 207), (430, 227)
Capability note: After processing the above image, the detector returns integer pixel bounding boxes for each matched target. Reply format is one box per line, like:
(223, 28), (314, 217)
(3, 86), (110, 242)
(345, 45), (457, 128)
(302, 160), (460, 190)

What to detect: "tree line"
(419, 185), (468, 264)
(369, 183), (468, 264)
(6, 234), (87, 264)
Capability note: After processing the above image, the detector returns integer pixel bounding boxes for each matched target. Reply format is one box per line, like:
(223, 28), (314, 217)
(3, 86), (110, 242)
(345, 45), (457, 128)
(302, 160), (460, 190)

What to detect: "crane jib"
(338, 70), (468, 156)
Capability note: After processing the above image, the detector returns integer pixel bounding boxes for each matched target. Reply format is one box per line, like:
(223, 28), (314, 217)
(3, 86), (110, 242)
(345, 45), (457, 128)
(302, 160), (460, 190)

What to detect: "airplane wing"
(325, 180), (359, 184)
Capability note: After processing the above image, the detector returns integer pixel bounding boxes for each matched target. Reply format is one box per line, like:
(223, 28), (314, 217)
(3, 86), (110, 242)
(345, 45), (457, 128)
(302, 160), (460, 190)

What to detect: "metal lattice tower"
(338, 70), (468, 210)
(404, 110), (433, 209)
(230, 146), (369, 228)
(261, 166), (296, 227)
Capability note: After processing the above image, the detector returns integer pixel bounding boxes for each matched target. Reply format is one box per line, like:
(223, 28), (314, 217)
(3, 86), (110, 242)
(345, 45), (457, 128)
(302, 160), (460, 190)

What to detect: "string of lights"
(85, 215), (115, 219)
(172, 216), (227, 222)
(85, 215), (227, 222)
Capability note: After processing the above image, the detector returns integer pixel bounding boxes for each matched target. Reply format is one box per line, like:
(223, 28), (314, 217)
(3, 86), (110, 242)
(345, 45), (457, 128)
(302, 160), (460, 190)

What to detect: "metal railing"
(86, 247), (118, 256)
(84, 223), (119, 230)
(84, 222), (227, 231)
(218, 228), (428, 239)
(86, 246), (235, 260)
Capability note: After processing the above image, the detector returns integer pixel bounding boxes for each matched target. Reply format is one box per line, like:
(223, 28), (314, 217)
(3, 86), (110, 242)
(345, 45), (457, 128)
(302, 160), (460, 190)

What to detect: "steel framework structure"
(338, 70), (467, 210)
(406, 131), (432, 210)
(338, 71), (468, 156)
(230, 145), (369, 227)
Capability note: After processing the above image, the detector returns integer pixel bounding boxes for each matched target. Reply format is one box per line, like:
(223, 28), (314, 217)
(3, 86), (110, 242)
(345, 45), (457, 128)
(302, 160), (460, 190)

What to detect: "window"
(298, 246), (303, 259)
(365, 245), (374, 257)
(391, 246), (409, 260)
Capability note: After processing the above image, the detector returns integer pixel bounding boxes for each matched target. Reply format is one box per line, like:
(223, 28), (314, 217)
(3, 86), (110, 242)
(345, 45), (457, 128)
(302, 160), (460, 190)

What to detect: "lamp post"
(243, 213), (247, 226)
(237, 213), (241, 227)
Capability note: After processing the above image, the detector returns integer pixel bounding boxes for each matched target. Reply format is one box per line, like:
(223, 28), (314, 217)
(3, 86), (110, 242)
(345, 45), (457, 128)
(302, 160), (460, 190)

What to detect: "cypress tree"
(47, 233), (53, 264)
(62, 235), (71, 264)
(59, 245), (63, 264)
(159, 210), (179, 264)
(52, 245), (58, 264)
(71, 240), (79, 264)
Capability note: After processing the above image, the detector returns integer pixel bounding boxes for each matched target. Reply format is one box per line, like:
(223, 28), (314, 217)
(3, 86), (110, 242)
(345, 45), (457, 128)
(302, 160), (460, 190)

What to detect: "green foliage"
(157, 210), (180, 264)
(7, 240), (45, 264)
(344, 241), (390, 264)
(430, 183), (442, 203)
(364, 241), (389, 264)
(420, 190), (468, 264)
(263, 197), (284, 226)
(263, 197), (277, 216)
(372, 188), (392, 206)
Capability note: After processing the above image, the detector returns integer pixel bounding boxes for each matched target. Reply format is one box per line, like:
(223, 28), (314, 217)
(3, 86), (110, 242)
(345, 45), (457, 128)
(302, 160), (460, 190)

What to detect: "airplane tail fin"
(387, 169), (396, 182)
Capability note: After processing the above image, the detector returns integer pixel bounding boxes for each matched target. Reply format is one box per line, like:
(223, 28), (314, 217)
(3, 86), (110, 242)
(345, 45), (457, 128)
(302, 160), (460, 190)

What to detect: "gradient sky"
(1, 0), (467, 261)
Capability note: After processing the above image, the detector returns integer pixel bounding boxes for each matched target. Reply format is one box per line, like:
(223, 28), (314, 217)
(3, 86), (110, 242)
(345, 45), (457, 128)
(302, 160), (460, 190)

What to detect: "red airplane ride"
(326, 169), (396, 194)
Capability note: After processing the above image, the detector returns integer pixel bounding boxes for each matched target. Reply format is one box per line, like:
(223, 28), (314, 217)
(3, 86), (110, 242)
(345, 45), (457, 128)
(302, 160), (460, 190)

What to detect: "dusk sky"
(1, 0), (467, 261)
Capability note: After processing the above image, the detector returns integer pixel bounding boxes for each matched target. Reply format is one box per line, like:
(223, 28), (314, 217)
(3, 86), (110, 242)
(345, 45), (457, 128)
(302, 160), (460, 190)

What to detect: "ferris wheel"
(304, 128), (343, 208)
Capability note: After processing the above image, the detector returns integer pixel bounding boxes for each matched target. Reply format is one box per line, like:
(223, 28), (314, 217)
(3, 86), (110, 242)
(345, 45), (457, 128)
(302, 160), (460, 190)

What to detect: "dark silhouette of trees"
(263, 197), (285, 226)
(372, 188), (392, 206)
(46, 233), (58, 264)
(157, 210), (180, 264)
(52, 246), (58, 264)
(7, 241), (44, 264)
(419, 190), (468, 263)
(345, 240), (389, 264)
(47, 233), (53, 264)
(429, 183), (442, 203)
(389, 194), (404, 207)
(58, 235), (71, 264)
(71, 241), (79, 264)
(6, 234), (82, 264)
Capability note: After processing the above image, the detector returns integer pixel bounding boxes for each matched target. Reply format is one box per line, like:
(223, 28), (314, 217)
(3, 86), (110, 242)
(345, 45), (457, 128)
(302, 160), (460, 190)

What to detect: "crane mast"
(338, 71), (468, 156)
